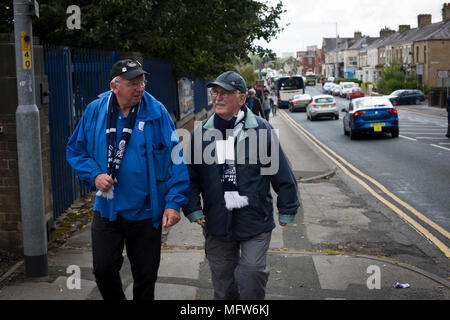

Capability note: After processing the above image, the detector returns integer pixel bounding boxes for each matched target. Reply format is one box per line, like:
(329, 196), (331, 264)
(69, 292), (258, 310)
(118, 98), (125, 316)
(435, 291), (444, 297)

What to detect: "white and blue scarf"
(96, 94), (139, 200)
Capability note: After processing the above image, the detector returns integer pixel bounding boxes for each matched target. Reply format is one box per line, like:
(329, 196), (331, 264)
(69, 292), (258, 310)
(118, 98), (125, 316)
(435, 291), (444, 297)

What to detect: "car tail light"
(387, 109), (398, 114)
(311, 103), (316, 107)
(278, 97), (281, 101)
(333, 101), (336, 106)
(354, 111), (366, 117)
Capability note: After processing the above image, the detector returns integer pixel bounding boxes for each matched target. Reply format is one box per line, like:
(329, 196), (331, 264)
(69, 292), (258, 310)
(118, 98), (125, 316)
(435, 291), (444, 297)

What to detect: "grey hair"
(111, 76), (121, 88)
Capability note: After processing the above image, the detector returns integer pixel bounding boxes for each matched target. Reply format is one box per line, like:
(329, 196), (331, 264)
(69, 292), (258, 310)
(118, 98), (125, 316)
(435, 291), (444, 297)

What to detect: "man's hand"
(195, 218), (206, 227)
(163, 208), (181, 228)
(94, 174), (117, 192)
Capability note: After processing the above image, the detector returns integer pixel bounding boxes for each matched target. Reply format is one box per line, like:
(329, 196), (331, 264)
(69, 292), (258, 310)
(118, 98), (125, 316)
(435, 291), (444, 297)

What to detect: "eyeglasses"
(124, 79), (147, 89)
(211, 88), (238, 98)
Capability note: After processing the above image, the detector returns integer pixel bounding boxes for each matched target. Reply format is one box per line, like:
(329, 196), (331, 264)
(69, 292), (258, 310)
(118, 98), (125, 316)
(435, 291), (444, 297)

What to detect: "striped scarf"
(96, 94), (139, 200)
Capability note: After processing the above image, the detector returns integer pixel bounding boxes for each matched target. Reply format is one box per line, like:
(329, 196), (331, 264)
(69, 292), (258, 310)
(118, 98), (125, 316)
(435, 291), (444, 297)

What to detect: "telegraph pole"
(13, 0), (48, 277)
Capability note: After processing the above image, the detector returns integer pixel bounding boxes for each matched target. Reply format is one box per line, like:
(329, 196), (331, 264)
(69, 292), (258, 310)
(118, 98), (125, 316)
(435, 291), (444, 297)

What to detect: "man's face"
(111, 74), (146, 108)
(211, 85), (246, 120)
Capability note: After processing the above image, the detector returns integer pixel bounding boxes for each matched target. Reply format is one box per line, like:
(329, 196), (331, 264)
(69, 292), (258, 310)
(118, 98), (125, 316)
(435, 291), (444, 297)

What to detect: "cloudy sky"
(256, 0), (446, 57)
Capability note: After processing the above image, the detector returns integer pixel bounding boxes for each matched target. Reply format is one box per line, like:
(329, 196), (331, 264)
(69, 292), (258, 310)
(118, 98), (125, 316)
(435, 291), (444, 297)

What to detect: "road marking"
(398, 109), (447, 119)
(431, 144), (450, 152)
(399, 135), (417, 141)
(279, 109), (450, 258)
(402, 132), (444, 135)
(415, 137), (447, 140)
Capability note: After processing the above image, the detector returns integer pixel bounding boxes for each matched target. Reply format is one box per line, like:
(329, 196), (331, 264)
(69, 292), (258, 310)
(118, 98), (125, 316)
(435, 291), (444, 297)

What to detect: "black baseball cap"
(207, 71), (247, 93)
(110, 59), (149, 81)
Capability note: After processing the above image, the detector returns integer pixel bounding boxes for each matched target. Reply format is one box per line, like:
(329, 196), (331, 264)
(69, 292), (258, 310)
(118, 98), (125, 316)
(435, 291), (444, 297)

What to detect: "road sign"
(437, 70), (448, 79)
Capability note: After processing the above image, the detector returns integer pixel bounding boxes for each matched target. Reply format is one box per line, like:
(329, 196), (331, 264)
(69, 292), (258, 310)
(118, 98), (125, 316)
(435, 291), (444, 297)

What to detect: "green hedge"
(334, 78), (362, 85)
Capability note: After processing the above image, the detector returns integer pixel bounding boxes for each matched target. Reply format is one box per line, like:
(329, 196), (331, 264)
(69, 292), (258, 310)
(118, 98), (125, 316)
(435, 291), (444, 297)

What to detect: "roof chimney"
(443, 3), (450, 21)
(354, 31), (362, 39)
(399, 25), (411, 32)
(418, 14), (432, 28)
(379, 27), (395, 38)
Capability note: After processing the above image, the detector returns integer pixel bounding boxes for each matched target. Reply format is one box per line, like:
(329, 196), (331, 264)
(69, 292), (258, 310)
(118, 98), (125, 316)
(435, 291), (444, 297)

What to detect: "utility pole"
(335, 22), (339, 78)
(13, 0), (48, 277)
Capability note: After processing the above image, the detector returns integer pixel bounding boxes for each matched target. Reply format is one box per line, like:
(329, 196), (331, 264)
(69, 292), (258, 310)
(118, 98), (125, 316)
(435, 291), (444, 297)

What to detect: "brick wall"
(0, 35), (53, 254)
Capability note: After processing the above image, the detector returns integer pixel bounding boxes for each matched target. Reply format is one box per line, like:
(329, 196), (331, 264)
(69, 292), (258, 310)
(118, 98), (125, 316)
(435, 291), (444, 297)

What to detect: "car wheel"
(343, 125), (349, 136)
(349, 128), (358, 140)
(391, 128), (399, 138)
(335, 114), (339, 120)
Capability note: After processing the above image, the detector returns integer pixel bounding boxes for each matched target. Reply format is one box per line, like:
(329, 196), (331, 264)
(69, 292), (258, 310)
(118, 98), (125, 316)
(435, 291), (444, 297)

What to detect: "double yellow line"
(279, 109), (450, 258)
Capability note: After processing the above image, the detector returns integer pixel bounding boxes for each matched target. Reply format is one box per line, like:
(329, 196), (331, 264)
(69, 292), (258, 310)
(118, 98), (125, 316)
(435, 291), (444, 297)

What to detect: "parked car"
(388, 89), (425, 105)
(347, 87), (365, 100)
(339, 82), (358, 97)
(322, 82), (334, 94)
(306, 95), (338, 121)
(289, 94), (312, 112)
(342, 97), (399, 139)
(330, 83), (341, 96)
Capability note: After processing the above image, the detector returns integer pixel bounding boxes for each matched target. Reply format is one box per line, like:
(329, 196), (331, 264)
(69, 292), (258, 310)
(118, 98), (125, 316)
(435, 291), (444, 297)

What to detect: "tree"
(240, 64), (258, 87)
(26, 0), (285, 79)
(377, 63), (422, 94)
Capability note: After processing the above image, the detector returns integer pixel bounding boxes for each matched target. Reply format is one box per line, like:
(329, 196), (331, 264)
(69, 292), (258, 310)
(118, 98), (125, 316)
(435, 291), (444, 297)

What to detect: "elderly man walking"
(183, 71), (300, 300)
(66, 59), (189, 300)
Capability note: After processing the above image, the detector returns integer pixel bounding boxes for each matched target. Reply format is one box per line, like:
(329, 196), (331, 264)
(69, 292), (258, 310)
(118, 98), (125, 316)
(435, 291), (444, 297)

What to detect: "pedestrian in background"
(270, 91), (278, 117)
(66, 59), (190, 300)
(262, 89), (273, 122)
(183, 71), (300, 300)
(245, 88), (265, 119)
(446, 94), (450, 138)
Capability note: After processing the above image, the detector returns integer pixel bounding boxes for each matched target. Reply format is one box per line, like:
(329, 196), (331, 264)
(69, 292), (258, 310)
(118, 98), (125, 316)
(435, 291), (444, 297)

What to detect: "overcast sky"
(256, 0), (446, 57)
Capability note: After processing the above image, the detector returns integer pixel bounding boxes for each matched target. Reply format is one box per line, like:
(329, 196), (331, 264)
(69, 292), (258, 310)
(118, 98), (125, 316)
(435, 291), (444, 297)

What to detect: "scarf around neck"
(96, 94), (140, 200)
(215, 106), (249, 211)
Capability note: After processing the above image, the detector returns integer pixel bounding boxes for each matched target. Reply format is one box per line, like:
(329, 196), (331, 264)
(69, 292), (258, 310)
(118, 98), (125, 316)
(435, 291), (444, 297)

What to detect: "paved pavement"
(0, 106), (449, 301)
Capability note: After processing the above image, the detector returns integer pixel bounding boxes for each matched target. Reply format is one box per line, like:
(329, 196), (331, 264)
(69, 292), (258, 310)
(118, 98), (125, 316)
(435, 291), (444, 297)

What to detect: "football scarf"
(96, 94), (139, 200)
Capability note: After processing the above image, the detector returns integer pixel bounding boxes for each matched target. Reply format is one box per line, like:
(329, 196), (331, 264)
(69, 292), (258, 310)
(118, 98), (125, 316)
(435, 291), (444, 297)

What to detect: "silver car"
(307, 95), (339, 121)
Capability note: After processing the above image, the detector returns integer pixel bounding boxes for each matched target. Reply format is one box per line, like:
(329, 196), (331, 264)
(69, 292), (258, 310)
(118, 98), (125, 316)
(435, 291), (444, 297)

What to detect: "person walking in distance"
(66, 59), (190, 300)
(245, 88), (265, 119)
(262, 89), (273, 121)
(183, 71), (300, 300)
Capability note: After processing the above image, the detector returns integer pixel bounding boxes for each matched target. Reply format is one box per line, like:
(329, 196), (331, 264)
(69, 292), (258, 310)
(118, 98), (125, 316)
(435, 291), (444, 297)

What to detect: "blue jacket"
(66, 90), (190, 227)
(182, 108), (300, 241)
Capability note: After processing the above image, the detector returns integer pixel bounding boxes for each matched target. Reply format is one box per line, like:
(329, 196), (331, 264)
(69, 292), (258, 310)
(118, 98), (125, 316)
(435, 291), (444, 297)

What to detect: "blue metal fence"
(43, 45), (76, 218)
(143, 57), (179, 118)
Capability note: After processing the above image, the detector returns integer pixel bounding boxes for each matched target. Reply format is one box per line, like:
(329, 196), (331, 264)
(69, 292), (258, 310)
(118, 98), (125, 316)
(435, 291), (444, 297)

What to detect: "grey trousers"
(204, 231), (271, 300)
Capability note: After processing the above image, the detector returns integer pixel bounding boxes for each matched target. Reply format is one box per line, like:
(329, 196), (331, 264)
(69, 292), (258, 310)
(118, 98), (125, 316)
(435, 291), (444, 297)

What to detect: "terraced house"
(321, 3), (450, 92)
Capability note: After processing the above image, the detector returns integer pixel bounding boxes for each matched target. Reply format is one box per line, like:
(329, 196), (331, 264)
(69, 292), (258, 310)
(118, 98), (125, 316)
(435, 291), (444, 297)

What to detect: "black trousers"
(91, 212), (162, 300)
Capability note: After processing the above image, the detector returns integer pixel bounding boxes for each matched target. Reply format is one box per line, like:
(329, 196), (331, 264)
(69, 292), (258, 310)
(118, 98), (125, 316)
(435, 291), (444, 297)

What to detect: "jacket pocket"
(152, 143), (172, 182)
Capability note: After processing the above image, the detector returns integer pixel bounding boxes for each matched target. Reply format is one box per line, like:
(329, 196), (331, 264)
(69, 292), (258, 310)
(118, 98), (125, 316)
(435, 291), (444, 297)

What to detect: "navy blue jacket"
(182, 108), (300, 241)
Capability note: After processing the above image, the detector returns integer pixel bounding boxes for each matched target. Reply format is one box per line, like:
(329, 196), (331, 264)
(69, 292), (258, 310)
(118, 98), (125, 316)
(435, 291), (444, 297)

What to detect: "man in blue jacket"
(183, 71), (300, 300)
(66, 59), (189, 300)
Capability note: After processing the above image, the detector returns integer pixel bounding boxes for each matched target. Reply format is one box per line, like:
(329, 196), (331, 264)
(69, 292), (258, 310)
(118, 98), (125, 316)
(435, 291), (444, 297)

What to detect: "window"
(314, 97), (334, 103)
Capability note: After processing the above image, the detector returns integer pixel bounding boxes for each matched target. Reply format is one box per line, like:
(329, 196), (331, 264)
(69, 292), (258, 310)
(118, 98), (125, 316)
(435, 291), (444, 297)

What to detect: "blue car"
(388, 89), (425, 106)
(342, 97), (399, 139)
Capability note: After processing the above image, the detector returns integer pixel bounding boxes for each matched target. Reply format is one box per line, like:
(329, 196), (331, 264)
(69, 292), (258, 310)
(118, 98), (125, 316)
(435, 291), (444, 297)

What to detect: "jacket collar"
(99, 91), (162, 121)
(203, 106), (258, 130)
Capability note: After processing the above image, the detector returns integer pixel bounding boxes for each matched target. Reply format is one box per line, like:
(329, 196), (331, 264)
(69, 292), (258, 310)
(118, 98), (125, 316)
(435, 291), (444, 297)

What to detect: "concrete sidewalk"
(0, 112), (449, 300)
